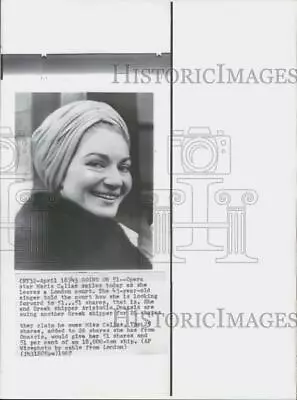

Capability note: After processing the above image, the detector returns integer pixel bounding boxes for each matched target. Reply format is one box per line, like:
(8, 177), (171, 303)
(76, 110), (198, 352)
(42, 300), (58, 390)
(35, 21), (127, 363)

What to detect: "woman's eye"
(119, 164), (131, 173)
(86, 160), (106, 168)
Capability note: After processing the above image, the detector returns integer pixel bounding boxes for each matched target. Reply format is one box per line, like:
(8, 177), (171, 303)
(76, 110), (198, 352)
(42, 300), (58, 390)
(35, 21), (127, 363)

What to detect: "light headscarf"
(31, 100), (130, 192)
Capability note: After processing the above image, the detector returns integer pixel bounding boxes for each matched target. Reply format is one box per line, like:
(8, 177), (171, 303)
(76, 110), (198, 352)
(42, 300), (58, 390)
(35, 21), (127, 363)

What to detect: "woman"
(15, 100), (152, 270)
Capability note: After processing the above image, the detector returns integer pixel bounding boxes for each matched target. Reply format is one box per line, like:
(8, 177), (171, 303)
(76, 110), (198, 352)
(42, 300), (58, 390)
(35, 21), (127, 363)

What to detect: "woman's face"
(60, 125), (132, 218)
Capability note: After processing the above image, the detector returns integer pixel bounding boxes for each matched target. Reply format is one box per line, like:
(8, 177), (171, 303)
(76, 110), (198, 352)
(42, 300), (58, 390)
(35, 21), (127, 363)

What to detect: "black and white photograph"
(14, 92), (154, 270)
(1, 0), (296, 399)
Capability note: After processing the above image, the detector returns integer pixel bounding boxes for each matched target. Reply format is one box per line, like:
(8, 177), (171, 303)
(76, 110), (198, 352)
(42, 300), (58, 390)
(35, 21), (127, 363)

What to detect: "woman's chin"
(93, 210), (117, 218)
(85, 202), (119, 218)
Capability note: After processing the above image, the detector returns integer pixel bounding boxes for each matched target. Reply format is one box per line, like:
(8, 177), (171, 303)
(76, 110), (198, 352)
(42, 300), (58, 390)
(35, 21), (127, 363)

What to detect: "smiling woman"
(14, 97), (152, 270)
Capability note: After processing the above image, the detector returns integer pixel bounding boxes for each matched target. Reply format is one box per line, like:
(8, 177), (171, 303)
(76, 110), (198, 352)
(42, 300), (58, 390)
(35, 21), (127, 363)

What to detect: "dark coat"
(15, 192), (152, 270)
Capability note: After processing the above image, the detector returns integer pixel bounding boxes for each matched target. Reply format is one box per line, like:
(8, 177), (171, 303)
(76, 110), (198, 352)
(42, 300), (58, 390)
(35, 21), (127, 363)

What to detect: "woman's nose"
(103, 167), (122, 188)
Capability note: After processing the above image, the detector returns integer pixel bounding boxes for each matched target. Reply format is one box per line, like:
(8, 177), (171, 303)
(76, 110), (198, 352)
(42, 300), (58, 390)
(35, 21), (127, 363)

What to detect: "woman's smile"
(91, 190), (119, 198)
(90, 190), (121, 201)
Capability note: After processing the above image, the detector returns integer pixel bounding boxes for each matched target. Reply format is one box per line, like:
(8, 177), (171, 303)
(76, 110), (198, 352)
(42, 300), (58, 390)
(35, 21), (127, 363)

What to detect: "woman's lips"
(90, 190), (120, 201)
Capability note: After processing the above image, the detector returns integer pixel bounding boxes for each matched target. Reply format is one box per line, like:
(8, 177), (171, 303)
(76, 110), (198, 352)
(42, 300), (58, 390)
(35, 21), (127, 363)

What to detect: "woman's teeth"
(91, 191), (119, 200)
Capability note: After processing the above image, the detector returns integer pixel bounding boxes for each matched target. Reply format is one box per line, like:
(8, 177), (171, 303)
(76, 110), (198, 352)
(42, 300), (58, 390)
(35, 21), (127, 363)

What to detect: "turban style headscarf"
(31, 100), (130, 192)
